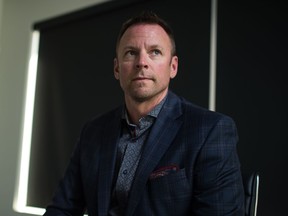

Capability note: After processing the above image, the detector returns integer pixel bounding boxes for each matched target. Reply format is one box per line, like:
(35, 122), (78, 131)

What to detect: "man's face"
(114, 24), (178, 103)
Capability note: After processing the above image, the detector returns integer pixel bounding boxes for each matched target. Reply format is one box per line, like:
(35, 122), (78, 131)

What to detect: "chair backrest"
(242, 171), (260, 216)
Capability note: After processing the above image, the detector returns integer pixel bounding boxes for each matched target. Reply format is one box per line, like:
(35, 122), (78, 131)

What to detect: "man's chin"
(131, 91), (152, 102)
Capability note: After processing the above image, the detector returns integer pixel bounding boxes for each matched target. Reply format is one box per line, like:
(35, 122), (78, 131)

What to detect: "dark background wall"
(27, 0), (287, 215)
(217, 1), (288, 215)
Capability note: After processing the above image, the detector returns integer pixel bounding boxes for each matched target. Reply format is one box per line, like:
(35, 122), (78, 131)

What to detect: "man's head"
(113, 11), (178, 104)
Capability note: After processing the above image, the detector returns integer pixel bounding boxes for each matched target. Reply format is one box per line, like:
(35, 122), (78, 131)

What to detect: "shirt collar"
(121, 94), (168, 123)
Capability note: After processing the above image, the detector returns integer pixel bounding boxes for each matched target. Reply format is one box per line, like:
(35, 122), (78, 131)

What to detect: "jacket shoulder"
(173, 92), (236, 126)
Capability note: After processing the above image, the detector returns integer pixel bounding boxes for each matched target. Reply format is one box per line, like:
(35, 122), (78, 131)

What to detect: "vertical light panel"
(209, 0), (217, 111)
(13, 30), (45, 215)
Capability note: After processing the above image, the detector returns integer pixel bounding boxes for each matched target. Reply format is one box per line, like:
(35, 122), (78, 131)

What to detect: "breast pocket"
(148, 168), (191, 200)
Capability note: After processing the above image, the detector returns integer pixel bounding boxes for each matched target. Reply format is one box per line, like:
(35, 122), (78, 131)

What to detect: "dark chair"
(242, 171), (260, 216)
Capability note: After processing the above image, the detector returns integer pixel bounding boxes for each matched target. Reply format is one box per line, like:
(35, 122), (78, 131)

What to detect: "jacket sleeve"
(192, 115), (245, 216)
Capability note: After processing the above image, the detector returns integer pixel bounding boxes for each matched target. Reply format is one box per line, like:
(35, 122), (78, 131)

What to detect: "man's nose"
(136, 54), (148, 69)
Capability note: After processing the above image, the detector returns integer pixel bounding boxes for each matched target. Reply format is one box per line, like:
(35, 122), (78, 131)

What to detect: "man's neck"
(125, 91), (168, 124)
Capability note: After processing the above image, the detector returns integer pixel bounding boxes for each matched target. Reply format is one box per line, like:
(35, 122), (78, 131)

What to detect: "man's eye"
(126, 50), (136, 56)
(152, 49), (161, 55)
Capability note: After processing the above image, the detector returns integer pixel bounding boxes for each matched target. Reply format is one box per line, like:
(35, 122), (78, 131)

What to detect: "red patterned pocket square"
(149, 165), (179, 180)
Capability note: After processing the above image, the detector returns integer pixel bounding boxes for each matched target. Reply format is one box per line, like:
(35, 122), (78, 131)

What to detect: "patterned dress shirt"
(109, 96), (167, 215)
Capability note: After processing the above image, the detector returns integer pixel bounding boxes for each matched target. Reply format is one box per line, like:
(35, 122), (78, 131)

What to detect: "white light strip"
(209, 0), (217, 111)
(254, 175), (260, 216)
(16, 206), (45, 216)
(13, 30), (45, 215)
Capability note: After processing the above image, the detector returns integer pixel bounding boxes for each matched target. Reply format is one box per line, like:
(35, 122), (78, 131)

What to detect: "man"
(43, 11), (245, 216)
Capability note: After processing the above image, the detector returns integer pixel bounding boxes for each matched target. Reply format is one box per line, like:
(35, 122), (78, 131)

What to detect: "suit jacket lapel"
(125, 92), (183, 216)
(96, 108), (122, 215)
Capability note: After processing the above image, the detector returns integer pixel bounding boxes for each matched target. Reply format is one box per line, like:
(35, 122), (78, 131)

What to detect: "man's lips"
(132, 77), (151, 81)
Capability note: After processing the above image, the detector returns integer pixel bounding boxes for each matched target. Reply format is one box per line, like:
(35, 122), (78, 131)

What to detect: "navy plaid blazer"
(44, 90), (245, 216)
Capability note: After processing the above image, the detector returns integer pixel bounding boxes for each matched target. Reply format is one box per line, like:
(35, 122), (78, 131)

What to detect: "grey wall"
(0, 1), (109, 215)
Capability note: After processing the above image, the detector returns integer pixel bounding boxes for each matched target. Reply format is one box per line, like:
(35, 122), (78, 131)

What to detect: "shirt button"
(123, 169), (128, 175)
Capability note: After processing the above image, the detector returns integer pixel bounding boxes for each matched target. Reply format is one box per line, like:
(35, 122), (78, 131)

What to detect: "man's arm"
(192, 115), (245, 216)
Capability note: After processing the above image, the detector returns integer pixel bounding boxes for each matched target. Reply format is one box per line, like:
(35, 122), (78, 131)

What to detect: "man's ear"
(170, 56), (178, 79)
(114, 58), (120, 80)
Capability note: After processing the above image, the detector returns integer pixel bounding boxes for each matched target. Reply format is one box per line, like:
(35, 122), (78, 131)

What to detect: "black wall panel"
(29, 0), (211, 208)
(217, 1), (288, 215)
